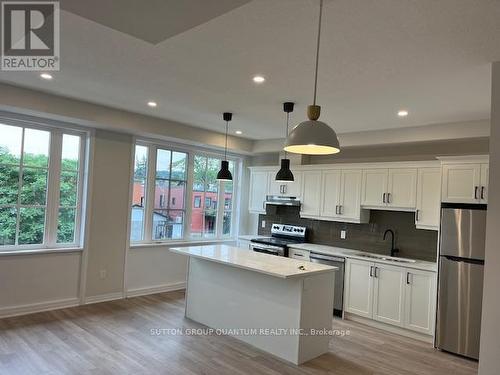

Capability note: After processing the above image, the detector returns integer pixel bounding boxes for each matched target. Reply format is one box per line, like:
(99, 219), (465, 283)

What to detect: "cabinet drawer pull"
(293, 253), (304, 257)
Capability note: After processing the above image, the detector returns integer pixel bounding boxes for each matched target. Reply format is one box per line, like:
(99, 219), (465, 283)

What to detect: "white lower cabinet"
(344, 258), (436, 336)
(237, 239), (252, 250)
(404, 269), (436, 335)
(372, 264), (405, 327)
(344, 259), (374, 319)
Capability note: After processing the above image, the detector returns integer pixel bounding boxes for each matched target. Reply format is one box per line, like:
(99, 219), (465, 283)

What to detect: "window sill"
(0, 247), (84, 257)
(129, 238), (236, 250)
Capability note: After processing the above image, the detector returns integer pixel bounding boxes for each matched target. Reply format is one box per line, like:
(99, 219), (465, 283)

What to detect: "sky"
(0, 123), (80, 161)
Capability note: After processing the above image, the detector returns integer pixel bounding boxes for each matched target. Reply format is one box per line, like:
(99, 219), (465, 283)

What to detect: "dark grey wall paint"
(258, 206), (438, 262)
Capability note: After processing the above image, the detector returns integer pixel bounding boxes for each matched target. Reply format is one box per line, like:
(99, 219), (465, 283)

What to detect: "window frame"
(0, 116), (88, 252)
(130, 139), (240, 244)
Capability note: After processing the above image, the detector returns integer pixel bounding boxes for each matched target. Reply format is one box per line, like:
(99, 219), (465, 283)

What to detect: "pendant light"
(275, 102), (295, 182)
(284, 0), (340, 155)
(217, 112), (233, 181)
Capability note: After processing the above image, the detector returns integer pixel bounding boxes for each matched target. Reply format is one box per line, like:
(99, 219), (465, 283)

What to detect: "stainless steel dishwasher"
(309, 252), (345, 317)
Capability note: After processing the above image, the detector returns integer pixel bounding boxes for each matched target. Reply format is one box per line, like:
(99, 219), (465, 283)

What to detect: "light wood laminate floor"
(0, 291), (478, 375)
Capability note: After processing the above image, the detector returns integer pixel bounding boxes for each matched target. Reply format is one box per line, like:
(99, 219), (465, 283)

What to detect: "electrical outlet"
(340, 230), (347, 240)
(261, 220), (266, 228)
(99, 269), (107, 279)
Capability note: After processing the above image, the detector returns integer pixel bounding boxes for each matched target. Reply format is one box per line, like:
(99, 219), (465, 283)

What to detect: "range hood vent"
(264, 195), (301, 207)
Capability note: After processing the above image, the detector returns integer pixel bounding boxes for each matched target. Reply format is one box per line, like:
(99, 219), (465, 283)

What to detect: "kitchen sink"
(353, 253), (416, 263)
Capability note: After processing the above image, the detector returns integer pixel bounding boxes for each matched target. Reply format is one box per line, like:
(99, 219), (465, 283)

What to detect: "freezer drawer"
(436, 256), (484, 359)
(440, 207), (487, 260)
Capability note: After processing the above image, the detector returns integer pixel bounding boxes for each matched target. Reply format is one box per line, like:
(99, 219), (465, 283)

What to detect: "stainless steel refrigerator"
(436, 204), (487, 360)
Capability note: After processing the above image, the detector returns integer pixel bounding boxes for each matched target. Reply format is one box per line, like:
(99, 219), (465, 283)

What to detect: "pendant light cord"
(313, 0), (323, 105)
(284, 112), (290, 158)
(224, 120), (228, 161)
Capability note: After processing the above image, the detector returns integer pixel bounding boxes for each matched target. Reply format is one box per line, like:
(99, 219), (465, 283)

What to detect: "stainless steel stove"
(250, 224), (307, 257)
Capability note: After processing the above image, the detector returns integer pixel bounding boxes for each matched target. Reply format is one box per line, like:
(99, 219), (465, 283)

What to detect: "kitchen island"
(170, 245), (337, 365)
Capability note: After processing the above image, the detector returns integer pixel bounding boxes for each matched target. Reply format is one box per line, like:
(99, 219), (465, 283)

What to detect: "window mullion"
(216, 180), (225, 238)
(45, 130), (62, 247)
(185, 153), (194, 239)
(144, 146), (156, 242)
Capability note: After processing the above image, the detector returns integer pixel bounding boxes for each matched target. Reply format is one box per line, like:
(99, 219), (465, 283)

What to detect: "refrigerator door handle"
(443, 255), (485, 265)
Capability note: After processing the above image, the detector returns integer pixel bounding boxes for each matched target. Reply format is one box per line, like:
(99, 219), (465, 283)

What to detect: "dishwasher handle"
(309, 253), (345, 263)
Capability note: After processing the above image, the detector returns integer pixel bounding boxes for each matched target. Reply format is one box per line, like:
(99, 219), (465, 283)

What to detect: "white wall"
(0, 252), (81, 317)
(84, 130), (133, 299)
(479, 62), (500, 375)
(126, 246), (188, 296)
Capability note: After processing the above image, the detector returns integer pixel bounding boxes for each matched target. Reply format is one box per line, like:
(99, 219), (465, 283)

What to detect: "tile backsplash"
(258, 206), (438, 262)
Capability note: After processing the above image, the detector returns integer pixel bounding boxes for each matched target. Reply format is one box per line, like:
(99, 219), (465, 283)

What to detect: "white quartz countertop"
(288, 243), (438, 272)
(170, 245), (337, 279)
(238, 234), (267, 241)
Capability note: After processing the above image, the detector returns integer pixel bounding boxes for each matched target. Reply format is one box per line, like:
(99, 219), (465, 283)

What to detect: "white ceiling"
(1, 0), (499, 140)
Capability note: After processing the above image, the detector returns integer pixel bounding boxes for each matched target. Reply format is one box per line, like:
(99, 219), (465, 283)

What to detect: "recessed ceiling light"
(398, 110), (409, 117)
(147, 101), (157, 108)
(252, 75), (265, 83)
(40, 73), (53, 80)
(235, 130), (243, 135)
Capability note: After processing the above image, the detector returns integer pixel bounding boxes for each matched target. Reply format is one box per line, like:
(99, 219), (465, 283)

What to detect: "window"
(131, 145), (148, 241)
(0, 122), (86, 250)
(130, 142), (238, 243)
(191, 155), (234, 238)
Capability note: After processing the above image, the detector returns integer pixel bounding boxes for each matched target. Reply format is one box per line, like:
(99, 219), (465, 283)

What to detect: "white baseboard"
(0, 297), (80, 319)
(84, 291), (124, 305)
(126, 282), (186, 298)
(345, 313), (434, 343)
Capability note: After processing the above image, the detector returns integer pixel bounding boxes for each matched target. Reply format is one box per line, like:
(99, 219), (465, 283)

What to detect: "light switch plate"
(340, 230), (347, 240)
(261, 220), (266, 228)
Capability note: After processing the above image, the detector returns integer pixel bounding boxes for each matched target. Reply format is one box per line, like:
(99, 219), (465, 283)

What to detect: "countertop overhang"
(170, 244), (337, 279)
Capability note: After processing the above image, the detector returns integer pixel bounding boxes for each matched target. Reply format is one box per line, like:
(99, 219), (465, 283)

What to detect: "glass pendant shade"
(284, 119), (340, 155)
(275, 158), (294, 182)
(217, 160), (232, 181)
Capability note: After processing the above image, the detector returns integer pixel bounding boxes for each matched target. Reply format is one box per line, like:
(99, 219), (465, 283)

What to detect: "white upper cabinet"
(361, 169), (388, 207)
(404, 269), (436, 336)
(372, 263), (405, 327)
(300, 171), (322, 217)
(362, 168), (417, 210)
(248, 170), (269, 213)
(441, 164), (481, 203)
(480, 163), (489, 203)
(339, 169), (366, 221)
(387, 169), (417, 209)
(415, 168), (441, 230)
(440, 157), (489, 204)
(269, 170), (303, 197)
(320, 169), (342, 218)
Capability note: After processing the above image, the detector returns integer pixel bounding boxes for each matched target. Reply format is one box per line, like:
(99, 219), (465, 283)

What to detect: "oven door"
(250, 243), (285, 257)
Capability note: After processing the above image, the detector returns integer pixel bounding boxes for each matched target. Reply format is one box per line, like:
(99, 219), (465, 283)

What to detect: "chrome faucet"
(383, 229), (399, 257)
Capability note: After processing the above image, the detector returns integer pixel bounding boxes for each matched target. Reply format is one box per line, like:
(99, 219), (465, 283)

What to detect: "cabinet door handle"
(383, 193), (386, 203)
(374, 267), (379, 278)
(481, 186), (485, 200)
(339, 205), (343, 215)
(369, 266), (373, 277)
(416, 209), (420, 222)
(406, 272), (410, 285)
(387, 193), (391, 204)
(474, 186), (478, 199)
